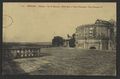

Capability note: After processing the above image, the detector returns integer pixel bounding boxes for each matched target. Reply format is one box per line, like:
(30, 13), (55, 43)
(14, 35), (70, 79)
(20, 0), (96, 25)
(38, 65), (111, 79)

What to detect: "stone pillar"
(67, 41), (69, 47)
(108, 40), (111, 50)
(100, 42), (102, 50)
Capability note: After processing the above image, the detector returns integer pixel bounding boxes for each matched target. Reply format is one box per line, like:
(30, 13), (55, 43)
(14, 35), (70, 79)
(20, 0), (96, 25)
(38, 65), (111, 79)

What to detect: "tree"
(52, 36), (65, 47)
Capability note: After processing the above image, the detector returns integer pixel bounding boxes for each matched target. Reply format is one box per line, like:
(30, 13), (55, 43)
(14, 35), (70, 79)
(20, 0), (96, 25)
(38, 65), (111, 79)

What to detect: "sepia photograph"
(2, 2), (116, 76)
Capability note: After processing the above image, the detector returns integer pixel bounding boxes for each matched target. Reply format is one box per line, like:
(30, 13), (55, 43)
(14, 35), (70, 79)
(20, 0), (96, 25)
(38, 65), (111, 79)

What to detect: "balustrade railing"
(2, 45), (52, 59)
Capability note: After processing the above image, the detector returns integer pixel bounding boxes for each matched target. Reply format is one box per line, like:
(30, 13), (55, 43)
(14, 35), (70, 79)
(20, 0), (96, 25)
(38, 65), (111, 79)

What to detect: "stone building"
(75, 19), (116, 50)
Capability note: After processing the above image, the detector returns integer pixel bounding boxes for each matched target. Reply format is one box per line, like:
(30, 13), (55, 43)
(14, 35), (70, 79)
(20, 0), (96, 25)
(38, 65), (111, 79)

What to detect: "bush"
(52, 36), (64, 47)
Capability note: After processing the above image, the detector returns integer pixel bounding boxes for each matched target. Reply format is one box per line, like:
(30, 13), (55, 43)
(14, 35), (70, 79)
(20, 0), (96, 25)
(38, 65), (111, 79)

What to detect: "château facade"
(75, 19), (116, 50)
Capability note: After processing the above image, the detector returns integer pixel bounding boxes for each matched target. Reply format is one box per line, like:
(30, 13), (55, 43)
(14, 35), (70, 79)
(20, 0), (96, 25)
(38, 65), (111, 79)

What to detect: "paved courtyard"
(2, 48), (116, 76)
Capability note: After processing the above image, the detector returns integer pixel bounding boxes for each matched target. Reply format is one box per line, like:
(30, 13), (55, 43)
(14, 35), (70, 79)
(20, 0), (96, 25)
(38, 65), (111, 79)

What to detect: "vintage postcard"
(2, 2), (116, 75)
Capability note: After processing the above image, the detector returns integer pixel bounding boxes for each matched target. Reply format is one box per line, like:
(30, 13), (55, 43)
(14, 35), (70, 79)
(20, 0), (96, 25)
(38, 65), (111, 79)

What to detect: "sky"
(3, 3), (116, 42)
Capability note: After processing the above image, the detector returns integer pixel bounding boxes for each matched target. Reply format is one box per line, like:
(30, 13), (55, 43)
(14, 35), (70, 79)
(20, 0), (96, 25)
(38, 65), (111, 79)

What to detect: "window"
(89, 27), (94, 30)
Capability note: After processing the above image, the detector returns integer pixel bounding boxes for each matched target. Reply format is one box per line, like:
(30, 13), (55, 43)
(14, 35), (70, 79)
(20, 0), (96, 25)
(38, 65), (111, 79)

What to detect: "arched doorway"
(89, 46), (96, 49)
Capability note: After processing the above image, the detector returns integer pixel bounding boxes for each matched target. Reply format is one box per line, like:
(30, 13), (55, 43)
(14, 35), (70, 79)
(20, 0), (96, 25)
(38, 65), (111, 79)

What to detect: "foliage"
(52, 36), (65, 47)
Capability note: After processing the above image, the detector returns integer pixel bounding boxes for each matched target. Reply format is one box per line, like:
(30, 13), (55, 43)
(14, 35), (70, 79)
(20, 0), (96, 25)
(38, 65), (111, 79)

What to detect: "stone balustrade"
(2, 45), (52, 59)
